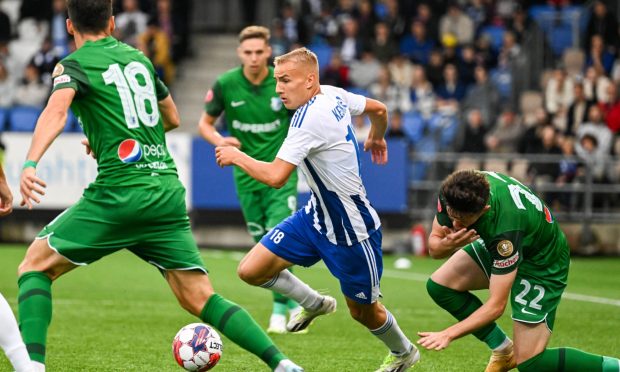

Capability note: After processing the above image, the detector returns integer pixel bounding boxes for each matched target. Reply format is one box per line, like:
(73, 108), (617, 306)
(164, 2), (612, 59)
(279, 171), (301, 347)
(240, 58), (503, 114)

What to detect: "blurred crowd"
(269, 0), (620, 210)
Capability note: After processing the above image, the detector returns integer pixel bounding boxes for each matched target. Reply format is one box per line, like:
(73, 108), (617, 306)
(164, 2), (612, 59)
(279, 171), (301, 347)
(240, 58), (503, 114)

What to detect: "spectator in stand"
(400, 19), (435, 65)
(463, 65), (500, 125)
(369, 22), (398, 64)
(526, 125), (562, 184)
(279, 3), (302, 45)
(585, 34), (615, 76)
(566, 82), (594, 136)
(0, 62), (15, 108)
(333, 0), (359, 25)
(321, 52), (350, 88)
(410, 64), (437, 118)
(575, 133), (614, 191)
(465, 0), (488, 34)
(545, 68), (574, 115)
(439, 2), (474, 46)
(356, 0), (377, 42)
(30, 38), (60, 84)
(154, 0), (175, 57)
(369, 65), (411, 113)
(381, 0), (406, 41)
(519, 108), (550, 154)
(585, 1), (619, 52)
(457, 109), (488, 153)
(494, 0), (518, 23)
(555, 136), (579, 209)
(498, 31), (521, 65)
(600, 83), (620, 133)
(349, 48), (381, 90)
(313, 2), (339, 46)
(506, 5), (529, 43)
(270, 20), (290, 58)
(50, 0), (69, 57)
(435, 63), (467, 102)
(474, 33), (497, 69)
(388, 54), (414, 89)
(415, 3), (439, 42)
(0, 5), (10, 43)
(485, 108), (524, 153)
(458, 44), (477, 87)
(576, 105), (613, 169)
(426, 49), (445, 88)
(583, 65), (612, 103)
(386, 109), (405, 138)
(441, 34), (459, 66)
(137, 16), (175, 85)
(338, 17), (362, 64)
(115, 0), (148, 47)
(14, 63), (48, 109)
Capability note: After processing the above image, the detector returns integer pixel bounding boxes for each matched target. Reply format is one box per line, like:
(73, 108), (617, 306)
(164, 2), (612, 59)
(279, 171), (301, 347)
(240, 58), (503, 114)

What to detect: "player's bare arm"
(20, 88), (75, 209)
(362, 98), (388, 165)
(418, 270), (516, 350)
(428, 216), (480, 259)
(198, 112), (241, 148)
(0, 165), (13, 216)
(215, 146), (295, 188)
(158, 94), (180, 132)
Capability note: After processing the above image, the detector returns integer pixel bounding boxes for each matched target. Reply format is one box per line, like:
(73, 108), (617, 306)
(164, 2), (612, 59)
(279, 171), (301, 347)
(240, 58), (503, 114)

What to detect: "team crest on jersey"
(204, 89), (213, 103)
(52, 63), (64, 78)
(270, 97), (282, 111)
(118, 139), (143, 163)
(497, 240), (514, 257)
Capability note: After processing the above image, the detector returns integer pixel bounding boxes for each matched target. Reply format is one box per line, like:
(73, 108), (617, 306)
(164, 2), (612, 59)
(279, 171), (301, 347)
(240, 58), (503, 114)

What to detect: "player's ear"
(306, 70), (316, 89)
(108, 16), (115, 34)
(66, 19), (75, 36)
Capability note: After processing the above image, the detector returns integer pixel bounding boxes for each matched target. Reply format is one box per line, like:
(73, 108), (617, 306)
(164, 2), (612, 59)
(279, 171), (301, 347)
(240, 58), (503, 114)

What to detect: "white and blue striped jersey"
(276, 85), (381, 246)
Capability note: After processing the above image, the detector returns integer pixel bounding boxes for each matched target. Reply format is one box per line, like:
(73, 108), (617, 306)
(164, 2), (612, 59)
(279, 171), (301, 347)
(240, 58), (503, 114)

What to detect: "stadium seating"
(8, 106), (42, 132)
(480, 25), (506, 51)
(308, 43), (333, 73)
(0, 108), (8, 131)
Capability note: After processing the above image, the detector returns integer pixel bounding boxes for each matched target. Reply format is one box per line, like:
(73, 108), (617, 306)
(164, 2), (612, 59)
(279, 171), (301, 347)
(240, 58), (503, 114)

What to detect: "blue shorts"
(260, 209), (383, 304)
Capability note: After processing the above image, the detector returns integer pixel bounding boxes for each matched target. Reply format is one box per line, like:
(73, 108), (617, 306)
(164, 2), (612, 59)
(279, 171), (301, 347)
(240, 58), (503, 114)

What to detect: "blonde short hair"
(238, 25), (270, 43)
(274, 47), (319, 72)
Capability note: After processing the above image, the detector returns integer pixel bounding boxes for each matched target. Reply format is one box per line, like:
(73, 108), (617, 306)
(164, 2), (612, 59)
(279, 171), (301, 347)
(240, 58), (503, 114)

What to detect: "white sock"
(493, 337), (512, 352)
(370, 310), (412, 355)
(32, 361), (45, 372)
(0, 293), (34, 372)
(260, 270), (323, 310)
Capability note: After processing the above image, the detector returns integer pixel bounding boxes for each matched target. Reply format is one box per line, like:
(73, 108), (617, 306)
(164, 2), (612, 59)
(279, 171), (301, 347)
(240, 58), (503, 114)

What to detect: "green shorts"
(37, 176), (206, 273)
(237, 176), (297, 243)
(463, 239), (569, 331)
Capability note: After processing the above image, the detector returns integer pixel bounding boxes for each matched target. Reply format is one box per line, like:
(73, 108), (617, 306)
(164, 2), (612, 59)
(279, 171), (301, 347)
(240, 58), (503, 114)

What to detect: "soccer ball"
(172, 323), (223, 371)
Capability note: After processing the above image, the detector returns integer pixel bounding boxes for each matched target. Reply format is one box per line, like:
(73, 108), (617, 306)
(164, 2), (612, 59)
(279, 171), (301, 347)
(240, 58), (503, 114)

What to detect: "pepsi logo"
(118, 139), (143, 163)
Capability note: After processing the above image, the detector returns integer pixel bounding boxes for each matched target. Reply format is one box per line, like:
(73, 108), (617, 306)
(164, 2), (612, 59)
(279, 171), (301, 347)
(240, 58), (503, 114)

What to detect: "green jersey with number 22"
(51, 36), (177, 186)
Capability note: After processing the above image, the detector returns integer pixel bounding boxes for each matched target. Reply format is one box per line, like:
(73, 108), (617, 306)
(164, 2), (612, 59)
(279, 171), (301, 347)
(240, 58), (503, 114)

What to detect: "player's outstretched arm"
(0, 165), (13, 216)
(198, 112), (241, 148)
(417, 270), (515, 350)
(428, 217), (480, 259)
(215, 146), (295, 188)
(20, 88), (74, 209)
(158, 94), (181, 132)
(362, 98), (388, 164)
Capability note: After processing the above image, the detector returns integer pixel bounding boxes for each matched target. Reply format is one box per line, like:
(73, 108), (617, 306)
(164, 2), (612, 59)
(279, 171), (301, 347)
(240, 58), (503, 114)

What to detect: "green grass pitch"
(0, 245), (618, 371)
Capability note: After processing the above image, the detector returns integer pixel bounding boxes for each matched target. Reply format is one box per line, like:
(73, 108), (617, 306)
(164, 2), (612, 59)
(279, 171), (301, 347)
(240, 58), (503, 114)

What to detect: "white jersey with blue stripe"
(276, 85), (381, 246)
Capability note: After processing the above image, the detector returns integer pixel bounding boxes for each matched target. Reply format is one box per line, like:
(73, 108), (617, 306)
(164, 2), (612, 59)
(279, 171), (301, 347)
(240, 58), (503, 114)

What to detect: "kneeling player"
(418, 170), (620, 372)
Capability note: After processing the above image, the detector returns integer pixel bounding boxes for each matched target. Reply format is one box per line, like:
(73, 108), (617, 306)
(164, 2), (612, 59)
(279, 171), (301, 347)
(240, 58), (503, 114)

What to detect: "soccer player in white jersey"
(215, 47), (419, 372)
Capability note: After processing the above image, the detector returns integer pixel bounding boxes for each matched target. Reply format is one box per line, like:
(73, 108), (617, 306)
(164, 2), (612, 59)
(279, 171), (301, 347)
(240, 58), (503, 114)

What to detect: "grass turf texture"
(0, 245), (618, 371)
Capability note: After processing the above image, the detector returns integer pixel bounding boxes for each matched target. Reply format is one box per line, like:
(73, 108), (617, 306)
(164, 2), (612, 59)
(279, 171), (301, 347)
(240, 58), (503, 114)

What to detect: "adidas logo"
(355, 292), (367, 300)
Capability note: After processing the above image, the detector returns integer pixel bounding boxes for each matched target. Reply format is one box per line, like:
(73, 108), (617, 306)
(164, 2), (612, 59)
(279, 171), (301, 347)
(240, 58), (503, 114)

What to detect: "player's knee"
(237, 262), (261, 286)
(177, 290), (213, 317)
(426, 277), (450, 304)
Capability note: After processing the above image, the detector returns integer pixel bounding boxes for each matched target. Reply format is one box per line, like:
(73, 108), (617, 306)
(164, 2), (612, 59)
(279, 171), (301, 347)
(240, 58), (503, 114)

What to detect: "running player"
(0, 165), (34, 372)
(17, 1), (302, 371)
(418, 169), (620, 372)
(198, 25), (301, 334)
(215, 47), (419, 372)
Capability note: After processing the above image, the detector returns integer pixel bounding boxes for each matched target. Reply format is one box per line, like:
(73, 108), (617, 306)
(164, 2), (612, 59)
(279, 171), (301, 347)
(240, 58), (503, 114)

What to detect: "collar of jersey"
(83, 36), (118, 48)
(238, 66), (273, 89)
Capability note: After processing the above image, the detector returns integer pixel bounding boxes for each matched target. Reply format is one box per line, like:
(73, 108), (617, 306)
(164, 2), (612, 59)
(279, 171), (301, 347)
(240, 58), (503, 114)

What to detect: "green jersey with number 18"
(436, 171), (568, 276)
(51, 36), (177, 186)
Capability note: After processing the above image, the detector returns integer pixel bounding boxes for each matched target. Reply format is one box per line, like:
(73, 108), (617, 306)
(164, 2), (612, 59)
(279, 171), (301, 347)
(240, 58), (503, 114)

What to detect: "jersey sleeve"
(488, 230), (525, 275)
(51, 59), (89, 98)
(342, 90), (366, 115)
(204, 80), (225, 117)
(154, 73), (169, 101)
(276, 110), (326, 166)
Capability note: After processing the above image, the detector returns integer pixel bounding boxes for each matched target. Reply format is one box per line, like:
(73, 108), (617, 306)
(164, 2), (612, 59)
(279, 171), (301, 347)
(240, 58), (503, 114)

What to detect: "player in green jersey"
(198, 25), (301, 334)
(16, 1), (303, 371)
(418, 170), (620, 372)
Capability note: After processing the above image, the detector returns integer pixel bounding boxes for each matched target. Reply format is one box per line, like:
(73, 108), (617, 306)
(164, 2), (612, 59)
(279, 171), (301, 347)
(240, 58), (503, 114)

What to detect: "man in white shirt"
(215, 47), (419, 372)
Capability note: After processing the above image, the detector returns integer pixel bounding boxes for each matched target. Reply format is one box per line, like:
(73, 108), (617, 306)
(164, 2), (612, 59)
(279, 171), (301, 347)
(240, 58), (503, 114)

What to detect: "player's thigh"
(512, 321), (552, 363)
(237, 243), (294, 284)
(319, 229), (383, 305)
(262, 177), (297, 230)
(18, 238), (77, 280)
(166, 269), (214, 315)
(430, 241), (490, 291)
(238, 189), (268, 242)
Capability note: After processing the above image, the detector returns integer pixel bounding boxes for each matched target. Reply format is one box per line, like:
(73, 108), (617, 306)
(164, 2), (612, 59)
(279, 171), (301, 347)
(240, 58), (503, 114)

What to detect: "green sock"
(273, 267), (299, 314)
(517, 347), (613, 372)
(18, 271), (52, 364)
(603, 356), (620, 372)
(201, 293), (287, 369)
(427, 278), (508, 349)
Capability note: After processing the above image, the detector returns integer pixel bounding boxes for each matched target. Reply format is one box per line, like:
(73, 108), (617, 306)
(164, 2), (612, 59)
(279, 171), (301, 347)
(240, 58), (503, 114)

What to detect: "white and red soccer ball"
(172, 323), (223, 371)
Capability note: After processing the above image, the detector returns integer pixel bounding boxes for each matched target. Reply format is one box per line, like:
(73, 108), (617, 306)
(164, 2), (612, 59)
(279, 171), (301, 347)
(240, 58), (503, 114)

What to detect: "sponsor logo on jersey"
(52, 63), (64, 78)
(118, 139), (143, 163)
(231, 100), (245, 107)
(497, 240), (514, 257)
(270, 97), (282, 111)
(544, 205), (553, 223)
(142, 143), (167, 158)
(53, 74), (71, 87)
(231, 119), (281, 133)
(493, 252), (519, 269)
(204, 89), (213, 103)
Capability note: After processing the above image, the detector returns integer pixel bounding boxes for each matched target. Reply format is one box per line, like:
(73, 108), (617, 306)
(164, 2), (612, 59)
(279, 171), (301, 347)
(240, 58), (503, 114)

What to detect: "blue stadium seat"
(0, 108), (8, 131)
(410, 137), (437, 182)
(402, 111), (425, 145)
(308, 44), (333, 73)
(64, 109), (76, 132)
(548, 24), (574, 56)
(428, 113), (460, 150)
(561, 6), (589, 32)
(480, 25), (505, 51)
(8, 106), (42, 132)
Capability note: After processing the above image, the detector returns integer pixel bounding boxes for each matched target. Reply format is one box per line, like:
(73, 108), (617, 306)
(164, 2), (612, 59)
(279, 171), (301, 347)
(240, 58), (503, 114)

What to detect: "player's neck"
(243, 65), (269, 85)
(74, 32), (111, 49)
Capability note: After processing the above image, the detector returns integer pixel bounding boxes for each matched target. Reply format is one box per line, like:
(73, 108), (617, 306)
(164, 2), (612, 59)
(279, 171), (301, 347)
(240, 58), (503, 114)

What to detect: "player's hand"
(363, 137), (388, 165)
(81, 138), (96, 159)
(20, 167), (47, 209)
(417, 330), (453, 351)
(440, 226), (479, 249)
(215, 146), (241, 167)
(0, 179), (13, 216)
(217, 137), (241, 149)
